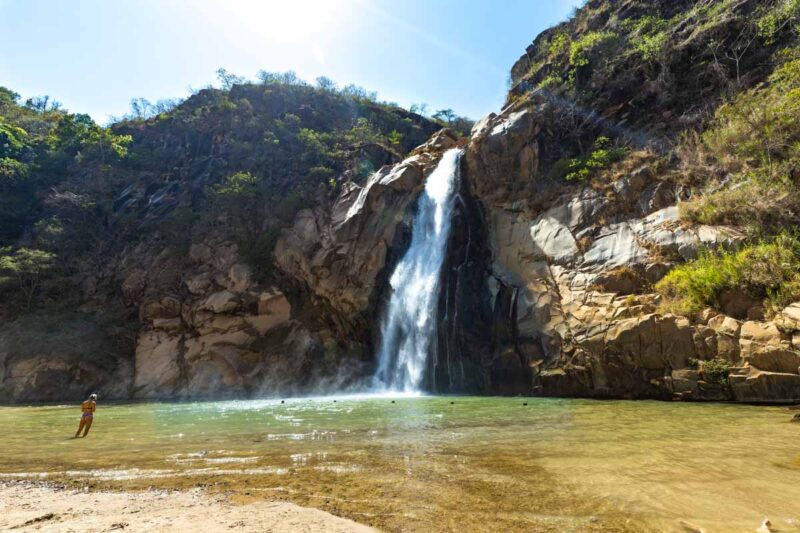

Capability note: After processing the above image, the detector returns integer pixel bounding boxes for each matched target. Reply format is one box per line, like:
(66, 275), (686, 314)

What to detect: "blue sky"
(0, 0), (581, 124)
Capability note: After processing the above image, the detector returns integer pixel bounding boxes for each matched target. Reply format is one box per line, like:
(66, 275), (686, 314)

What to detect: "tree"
(0, 87), (20, 109)
(212, 171), (260, 198)
(0, 247), (56, 310)
(129, 98), (153, 119)
(433, 108), (457, 125)
(410, 103), (429, 116)
(25, 95), (62, 112)
(316, 76), (338, 92)
(216, 68), (246, 90)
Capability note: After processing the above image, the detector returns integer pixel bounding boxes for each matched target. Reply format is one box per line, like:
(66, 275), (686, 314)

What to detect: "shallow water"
(1, 396), (798, 532)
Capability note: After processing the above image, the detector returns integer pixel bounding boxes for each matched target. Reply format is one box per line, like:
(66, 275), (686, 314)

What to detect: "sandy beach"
(0, 481), (376, 532)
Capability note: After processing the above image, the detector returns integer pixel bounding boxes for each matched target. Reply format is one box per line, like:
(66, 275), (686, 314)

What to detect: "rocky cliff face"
(460, 105), (800, 402)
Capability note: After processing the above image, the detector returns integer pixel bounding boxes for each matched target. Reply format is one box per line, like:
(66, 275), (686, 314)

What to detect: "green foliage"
(547, 32), (570, 59)
(623, 15), (669, 62)
(680, 179), (800, 232)
(702, 58), (800, 179)
(0, 157), (29, 183)
(550, 136), (628, 182)
(569, 31), (618, 69)
(656, 233), (800, 316)
(212, 171), (260, 198)
(0, 76), (441, 314)
(0, 247), (57, 310)
(345, 117), (384, 145)
(537, 74), (564, 91)
(682, 55), (800, 233)
(698, 358), (733, 386)
(387, 130), (403, 147)
(0, 118), (28, 156)
(758, 0), (800, 44)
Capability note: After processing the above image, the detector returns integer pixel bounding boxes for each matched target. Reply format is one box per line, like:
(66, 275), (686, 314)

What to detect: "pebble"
(757, 517), (773, 533)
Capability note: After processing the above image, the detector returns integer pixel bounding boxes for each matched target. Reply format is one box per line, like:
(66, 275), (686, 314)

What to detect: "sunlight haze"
(0, 0), (581, 122)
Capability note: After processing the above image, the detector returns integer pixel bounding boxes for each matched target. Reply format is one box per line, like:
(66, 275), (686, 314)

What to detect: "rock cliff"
(2, 0), (800, 403)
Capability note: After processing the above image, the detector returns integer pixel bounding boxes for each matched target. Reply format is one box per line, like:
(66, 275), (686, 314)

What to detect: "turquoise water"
(1, 396), (798, 532)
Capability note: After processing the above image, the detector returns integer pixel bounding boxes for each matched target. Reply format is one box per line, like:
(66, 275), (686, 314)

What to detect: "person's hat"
(90, 393), (97, 399)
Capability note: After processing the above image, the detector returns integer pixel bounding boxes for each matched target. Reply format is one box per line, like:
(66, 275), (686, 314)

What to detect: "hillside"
(0, 77), (442, 401)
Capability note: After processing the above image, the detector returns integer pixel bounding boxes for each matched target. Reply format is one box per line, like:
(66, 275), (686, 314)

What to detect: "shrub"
(623, 16), (669, 62)
(758, 0), (800, 44)
(547, 32), (570, 59)
(680, 179), (800, 232)
(549, 136), (628, 182)
(699, 358), (732, 385)
(212, 171), (260, 198)
(679, 55), (800, 234)
(656, 233), (800, 316)
(701, 57), (800, 179)
(567, 31), (619, 83)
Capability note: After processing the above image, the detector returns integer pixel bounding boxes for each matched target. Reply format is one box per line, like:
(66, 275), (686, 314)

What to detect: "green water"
(1, 396), (799, 532)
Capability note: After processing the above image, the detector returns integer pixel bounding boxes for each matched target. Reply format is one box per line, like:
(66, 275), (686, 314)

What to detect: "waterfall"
(374, 148), (462, 392)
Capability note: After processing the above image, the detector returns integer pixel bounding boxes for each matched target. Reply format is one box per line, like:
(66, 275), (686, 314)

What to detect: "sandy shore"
(0, 481), (377, 532)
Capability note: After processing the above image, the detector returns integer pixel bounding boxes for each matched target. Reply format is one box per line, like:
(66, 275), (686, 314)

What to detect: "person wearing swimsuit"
(75, 393), (97, 438)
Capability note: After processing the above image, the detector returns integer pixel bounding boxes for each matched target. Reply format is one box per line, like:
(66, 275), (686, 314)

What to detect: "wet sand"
(0, 480), (376, 532)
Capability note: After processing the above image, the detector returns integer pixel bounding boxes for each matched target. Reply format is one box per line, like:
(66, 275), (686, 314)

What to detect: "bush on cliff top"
(656, 233), (800, 316)
(680, 55), (800, 232)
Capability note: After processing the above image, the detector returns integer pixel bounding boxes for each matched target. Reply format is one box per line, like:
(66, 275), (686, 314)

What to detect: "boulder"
(744, 348), (800, 374)
(740, 321), (784, 357)
(227, 263), (252, 292)
(776, 303), (800, 332)
(708, 315), (742, 337)
(142, 296), (181, 320)
(186, 272), (212, 295)
(718, 289), (760, 320)
(583, 223), (648, 268)
(152, 317), (183, 332)
(730, 370), (800, 403)
(201, 290), (240, 314)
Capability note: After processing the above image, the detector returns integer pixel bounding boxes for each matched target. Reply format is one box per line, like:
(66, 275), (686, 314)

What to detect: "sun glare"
(198, 0), (352, 42)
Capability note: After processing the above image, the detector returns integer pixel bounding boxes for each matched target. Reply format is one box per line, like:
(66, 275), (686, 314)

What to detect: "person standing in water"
(74, 393), (97, 438)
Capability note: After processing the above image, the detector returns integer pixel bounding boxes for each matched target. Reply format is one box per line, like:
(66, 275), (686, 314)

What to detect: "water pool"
(1, 396), (798, 532)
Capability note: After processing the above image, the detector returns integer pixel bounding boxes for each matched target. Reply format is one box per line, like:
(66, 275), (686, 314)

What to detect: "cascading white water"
(373, 148), (462, 392)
